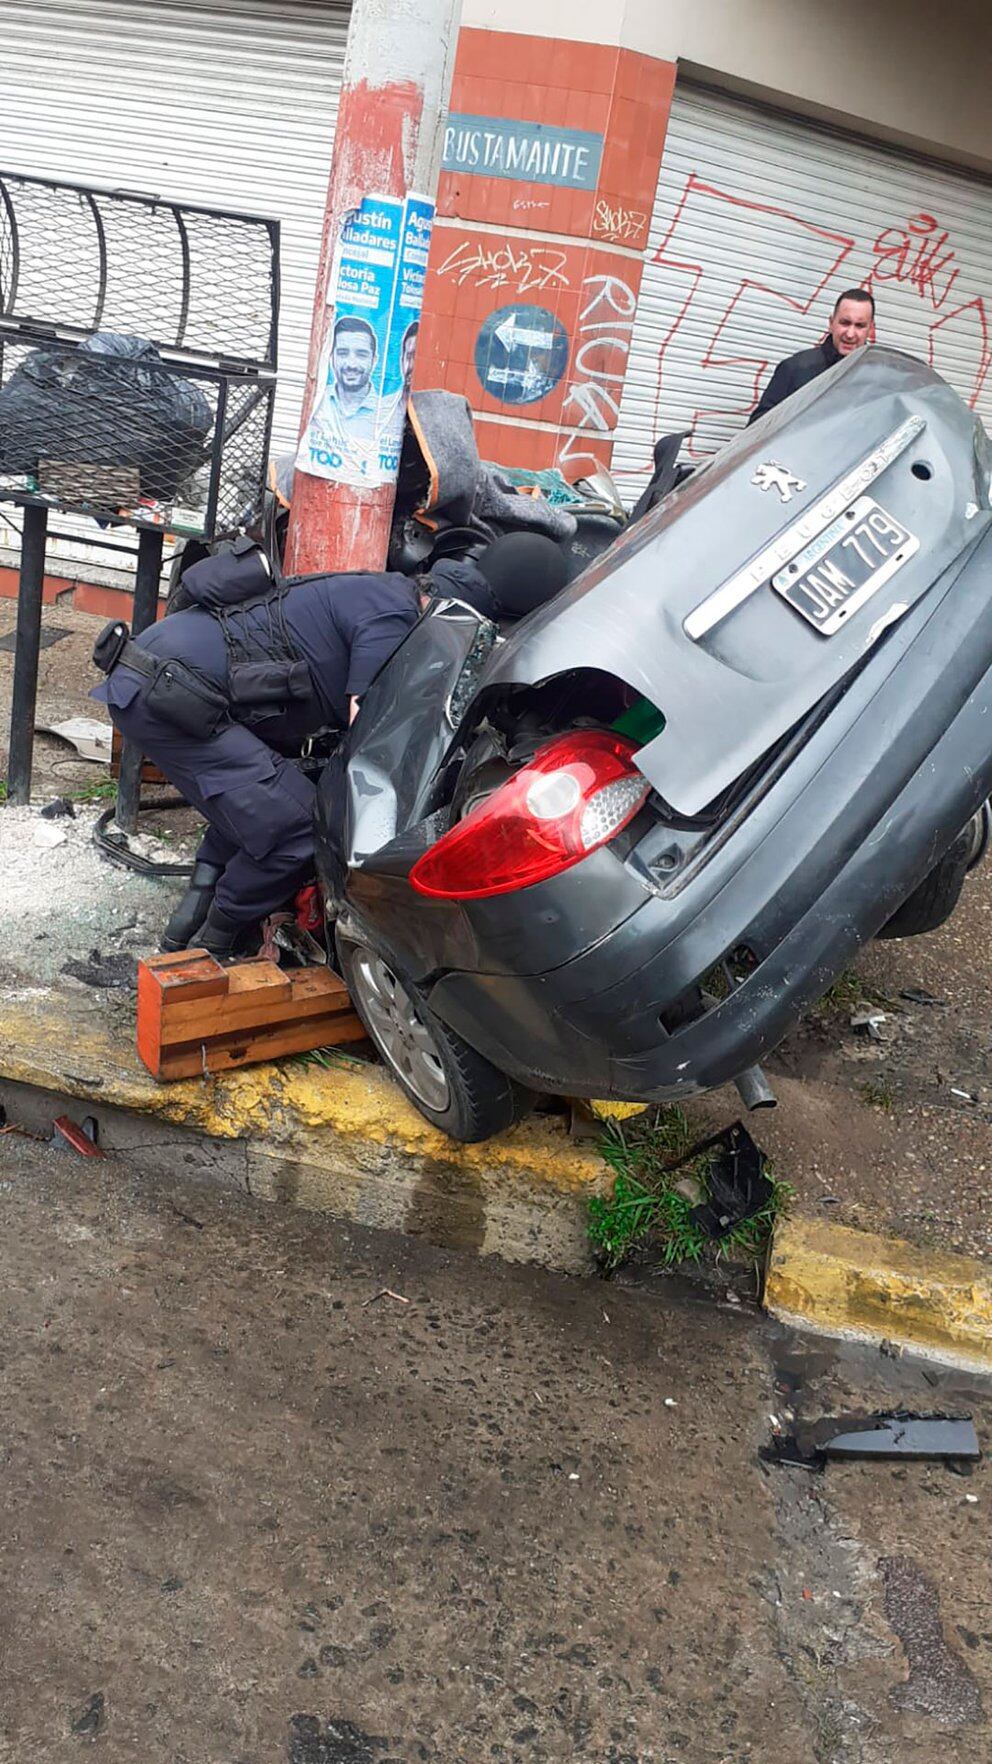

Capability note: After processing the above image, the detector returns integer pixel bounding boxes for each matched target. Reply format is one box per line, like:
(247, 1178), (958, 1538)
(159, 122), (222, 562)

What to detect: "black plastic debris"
(61, 949), (135, 990)
(762, 1411), (980, 1471)
(40, 797), (76, 819)
(685, 1120), (773, 1238)
(70, 1692), (106, 1737)
(822, 1414), (979, 1460)
(900, 986), (944, 1007)
(0, 624), (71, 652)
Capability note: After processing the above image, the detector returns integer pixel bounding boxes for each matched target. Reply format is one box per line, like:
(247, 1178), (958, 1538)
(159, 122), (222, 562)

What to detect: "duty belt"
(114, 639), (160, 681)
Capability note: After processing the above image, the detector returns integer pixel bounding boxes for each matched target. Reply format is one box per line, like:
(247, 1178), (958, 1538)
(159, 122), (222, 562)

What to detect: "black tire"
(337, 929), (531, 1142)
(877, 825), (974, 940)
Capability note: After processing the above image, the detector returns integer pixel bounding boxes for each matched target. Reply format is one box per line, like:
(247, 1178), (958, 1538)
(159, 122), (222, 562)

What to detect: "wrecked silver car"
(316, 347), (992, 1141)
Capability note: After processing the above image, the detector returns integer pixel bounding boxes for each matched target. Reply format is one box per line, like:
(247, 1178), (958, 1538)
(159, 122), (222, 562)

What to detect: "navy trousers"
(106, 668), (317, 924)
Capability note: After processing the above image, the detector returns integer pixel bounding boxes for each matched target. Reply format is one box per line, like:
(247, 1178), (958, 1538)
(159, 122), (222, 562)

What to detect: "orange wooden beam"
(137, 950), (366, 1081)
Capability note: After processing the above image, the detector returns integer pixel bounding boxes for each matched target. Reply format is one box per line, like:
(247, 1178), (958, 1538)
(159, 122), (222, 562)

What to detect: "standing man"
(748, 288), (875, 425)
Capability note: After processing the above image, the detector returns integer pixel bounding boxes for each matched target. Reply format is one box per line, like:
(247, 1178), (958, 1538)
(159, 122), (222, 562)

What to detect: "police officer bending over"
(92, 533), (566, 957)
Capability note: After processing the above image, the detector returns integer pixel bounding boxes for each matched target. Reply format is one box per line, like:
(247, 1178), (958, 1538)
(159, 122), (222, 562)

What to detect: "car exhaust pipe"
(734, 1064), (777, 1111)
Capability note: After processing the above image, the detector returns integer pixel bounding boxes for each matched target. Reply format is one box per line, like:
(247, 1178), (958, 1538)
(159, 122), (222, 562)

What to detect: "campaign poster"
(298, 191), (435, 489)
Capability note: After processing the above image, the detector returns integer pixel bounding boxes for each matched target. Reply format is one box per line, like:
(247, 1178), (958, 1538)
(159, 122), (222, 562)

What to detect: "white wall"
(460, 0), (624, 46)
(461, 0), (992, 171)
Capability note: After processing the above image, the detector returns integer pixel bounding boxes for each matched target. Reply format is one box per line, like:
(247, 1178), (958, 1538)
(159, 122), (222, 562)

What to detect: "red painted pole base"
(283, 475), (396, 577)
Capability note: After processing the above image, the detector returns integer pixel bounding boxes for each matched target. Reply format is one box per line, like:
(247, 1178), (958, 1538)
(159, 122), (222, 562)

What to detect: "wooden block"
(156, 965), (348, 1047)
(137, 951), (230, 1073)
(137, 949), (364, 1081)
(153, 1010), (369, 1081)
(110, 727), (170, 786)
(141, 950), (230, 999)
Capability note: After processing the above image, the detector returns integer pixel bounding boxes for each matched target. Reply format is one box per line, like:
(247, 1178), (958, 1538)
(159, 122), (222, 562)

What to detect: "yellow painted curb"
(767, 1214), (992, 1371)
(0, 990), (609, 1271)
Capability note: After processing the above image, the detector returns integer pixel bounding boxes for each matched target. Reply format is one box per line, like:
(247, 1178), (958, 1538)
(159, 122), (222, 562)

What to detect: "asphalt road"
(1, 1129), (990, 1763)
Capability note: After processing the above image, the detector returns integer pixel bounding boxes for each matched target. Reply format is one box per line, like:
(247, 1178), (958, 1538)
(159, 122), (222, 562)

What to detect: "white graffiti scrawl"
(558, 272), (638, 476)
(437, 239), (570, 295)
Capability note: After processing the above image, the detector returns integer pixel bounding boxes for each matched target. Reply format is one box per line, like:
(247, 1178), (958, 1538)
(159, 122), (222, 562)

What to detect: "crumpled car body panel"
(477, 347), (991, 813)
(316, 348), (992, 1107)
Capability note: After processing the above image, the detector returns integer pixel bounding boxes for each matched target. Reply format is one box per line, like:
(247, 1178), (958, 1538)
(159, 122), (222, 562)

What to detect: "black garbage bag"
(0, 330), (212, 500)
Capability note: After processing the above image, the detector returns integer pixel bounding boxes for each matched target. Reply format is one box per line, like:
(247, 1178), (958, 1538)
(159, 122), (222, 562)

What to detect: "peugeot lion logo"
(752, 462), (806, 504)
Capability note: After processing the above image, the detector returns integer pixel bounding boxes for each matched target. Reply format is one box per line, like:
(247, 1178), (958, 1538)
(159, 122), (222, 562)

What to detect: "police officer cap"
(474, 532), (567, 618)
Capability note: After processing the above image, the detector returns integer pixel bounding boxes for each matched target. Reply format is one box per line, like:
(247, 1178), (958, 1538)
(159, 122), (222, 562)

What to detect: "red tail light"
(410, 731), (650, 900)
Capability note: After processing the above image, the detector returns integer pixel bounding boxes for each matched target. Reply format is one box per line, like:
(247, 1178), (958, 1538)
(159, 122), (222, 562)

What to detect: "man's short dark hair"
(833, 287), (875, 318)
(333, 314), (377, 355)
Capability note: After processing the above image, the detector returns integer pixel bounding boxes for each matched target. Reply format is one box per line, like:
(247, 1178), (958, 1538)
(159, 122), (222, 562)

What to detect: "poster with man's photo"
(298, 191), (434, 489)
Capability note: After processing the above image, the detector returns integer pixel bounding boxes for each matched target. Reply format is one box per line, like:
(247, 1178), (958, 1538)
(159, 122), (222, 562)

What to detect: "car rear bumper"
(426, 530), (992, 1099)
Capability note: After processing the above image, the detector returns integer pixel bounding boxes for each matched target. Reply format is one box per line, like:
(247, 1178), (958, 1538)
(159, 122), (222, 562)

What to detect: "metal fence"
(0, 328), (275, 538)
(1, 171), (281, 809)
(0, 168), (279, 369)
(0, 171), (279, 539)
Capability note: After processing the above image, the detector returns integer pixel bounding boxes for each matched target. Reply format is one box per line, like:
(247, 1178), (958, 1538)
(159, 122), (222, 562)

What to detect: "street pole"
(284, 0), (460, 577)
(114, 526), (165, 835)
(6, 503), (49, 806)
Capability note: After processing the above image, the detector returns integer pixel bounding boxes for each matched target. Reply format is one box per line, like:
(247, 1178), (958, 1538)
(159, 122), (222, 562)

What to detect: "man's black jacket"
(748, 336), (841, 425)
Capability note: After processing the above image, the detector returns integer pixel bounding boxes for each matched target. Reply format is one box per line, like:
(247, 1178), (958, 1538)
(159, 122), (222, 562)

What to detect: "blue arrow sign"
(475, 302), (569, 407)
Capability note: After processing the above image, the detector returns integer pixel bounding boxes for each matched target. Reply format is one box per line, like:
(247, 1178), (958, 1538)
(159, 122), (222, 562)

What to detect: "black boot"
(160, 862), (224, 953)
(198, 902), (252, 959)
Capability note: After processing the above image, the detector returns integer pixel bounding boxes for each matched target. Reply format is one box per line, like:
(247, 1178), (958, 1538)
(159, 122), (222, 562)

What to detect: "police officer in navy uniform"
(748, 288), (875, 425)
(92, 534), (566, 957)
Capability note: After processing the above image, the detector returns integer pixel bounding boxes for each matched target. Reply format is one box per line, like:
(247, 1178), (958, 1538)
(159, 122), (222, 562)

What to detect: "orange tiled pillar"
(416, 31), (676, 478)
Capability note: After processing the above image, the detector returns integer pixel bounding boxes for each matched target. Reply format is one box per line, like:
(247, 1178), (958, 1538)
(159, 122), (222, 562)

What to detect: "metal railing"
(0, 168), (279, 369)
(1, 171), (280, 817)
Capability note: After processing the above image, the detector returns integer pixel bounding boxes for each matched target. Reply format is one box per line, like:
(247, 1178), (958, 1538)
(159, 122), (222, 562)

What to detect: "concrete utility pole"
(284, 0), (460, 576)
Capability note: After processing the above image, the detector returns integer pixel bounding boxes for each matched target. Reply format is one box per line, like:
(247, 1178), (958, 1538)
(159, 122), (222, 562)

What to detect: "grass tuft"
(587, 1105), (793, 1273)
(813, 968), (870, 1018)
(858, 1077), (895, 1112)
(292, 1044), (369, 1072)
(71, 779), (118, 803)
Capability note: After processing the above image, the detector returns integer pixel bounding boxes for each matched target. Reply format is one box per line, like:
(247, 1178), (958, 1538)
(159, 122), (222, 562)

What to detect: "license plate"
(772, 495), (918, 635)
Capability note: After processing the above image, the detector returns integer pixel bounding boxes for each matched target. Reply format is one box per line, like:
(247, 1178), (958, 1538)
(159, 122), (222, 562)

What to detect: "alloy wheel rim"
(350, 949), (450, 1113)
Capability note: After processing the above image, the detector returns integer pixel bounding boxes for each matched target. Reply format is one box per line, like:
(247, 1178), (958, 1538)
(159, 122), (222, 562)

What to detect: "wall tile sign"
(442, 116), (604, 191)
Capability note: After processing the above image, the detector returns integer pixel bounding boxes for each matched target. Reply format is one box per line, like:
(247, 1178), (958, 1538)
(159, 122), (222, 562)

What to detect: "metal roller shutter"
(0, 0), (349, 449)
(0, 0), (348, 578)
(612, 82), (992, 494)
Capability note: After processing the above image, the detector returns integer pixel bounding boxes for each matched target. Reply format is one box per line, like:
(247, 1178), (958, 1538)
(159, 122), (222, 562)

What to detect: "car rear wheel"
(877, 820), (977, 940)
(337, 930), (530, 1142)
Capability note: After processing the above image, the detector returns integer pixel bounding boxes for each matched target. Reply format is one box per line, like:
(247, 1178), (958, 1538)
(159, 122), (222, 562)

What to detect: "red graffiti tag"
(871, 213), (960, 309)
(647, 175), (854, 458)
(870, 212), (990, 408)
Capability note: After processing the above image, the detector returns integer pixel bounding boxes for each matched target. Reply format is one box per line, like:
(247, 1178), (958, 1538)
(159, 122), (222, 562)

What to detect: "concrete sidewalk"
(0, 983), (609, 1274)
(4, 975), (992, 1372)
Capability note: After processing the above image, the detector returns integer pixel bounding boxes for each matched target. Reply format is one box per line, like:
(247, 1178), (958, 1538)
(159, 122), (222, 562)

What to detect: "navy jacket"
(748, 337), (841, 425)
(93, 569), (422, 750)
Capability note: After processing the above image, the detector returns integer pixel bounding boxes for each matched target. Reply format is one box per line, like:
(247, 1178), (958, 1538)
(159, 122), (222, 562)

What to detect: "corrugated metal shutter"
(0, 0), (349, 450)
(612, 82), (992, 494)
(0, 0), (348, 577)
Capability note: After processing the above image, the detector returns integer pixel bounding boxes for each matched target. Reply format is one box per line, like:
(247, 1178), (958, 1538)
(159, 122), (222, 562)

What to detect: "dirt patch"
(0, 800), (195, 992)
(685, 862), (992, 1261)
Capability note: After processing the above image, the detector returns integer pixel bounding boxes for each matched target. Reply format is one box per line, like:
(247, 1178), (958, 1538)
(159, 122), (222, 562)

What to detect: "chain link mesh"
(0, 332), (274, 539)
(0, 171), (278, 539)
(0, 170), (278, 367)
